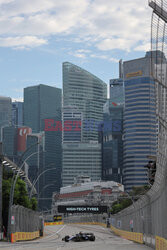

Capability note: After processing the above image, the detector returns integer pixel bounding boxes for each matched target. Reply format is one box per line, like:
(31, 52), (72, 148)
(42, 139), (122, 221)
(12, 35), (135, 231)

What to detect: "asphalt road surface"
(0, 224), (152, 250)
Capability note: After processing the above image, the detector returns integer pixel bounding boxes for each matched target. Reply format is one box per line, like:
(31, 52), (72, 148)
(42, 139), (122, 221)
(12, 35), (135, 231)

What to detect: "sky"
(0, 0), (152, 101)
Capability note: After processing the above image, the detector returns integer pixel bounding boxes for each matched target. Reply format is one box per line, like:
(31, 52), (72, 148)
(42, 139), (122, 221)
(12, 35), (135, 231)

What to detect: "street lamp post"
(38, 183), (56, 200)
(7, 149), (40, 241)
(29, 168), (57, 199)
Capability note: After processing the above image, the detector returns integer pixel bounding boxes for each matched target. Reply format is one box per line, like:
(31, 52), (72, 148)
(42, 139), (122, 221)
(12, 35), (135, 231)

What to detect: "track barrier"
(44, 221), (64, 226)
(11, 231), (39, 243)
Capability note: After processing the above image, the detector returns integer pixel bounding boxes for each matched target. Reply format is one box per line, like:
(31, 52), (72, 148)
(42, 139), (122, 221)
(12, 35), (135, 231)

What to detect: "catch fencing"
(106, 2), (167, 249)
(10, 205), (42, 242)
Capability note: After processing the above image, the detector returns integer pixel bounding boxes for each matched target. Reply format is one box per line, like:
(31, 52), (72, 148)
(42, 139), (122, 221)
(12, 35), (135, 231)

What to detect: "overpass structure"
(109, 1), (167, 248)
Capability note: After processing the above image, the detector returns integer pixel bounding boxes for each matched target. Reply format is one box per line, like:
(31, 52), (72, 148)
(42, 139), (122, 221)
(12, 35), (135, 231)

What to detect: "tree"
(2, 169), (37, 230)
(110, 185), (151, 214)
(30, 197), (38, 210)
(110, 197), (132, 214)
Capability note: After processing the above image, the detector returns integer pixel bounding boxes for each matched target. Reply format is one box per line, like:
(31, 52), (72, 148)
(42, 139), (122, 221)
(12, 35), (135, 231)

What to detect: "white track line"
(37, 225), (66, 242)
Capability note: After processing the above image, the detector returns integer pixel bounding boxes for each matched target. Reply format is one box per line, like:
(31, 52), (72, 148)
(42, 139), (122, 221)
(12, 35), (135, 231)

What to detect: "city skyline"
(0, 0), (152, 101)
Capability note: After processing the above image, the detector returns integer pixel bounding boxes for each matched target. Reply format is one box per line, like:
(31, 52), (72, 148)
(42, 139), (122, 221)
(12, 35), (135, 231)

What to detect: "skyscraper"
(62, 106), (82, 143)
(0, 96), (12, 141)
(110, 78), (124, 105)
(12, 101), (23, 126)
(63, 62), (107, 142)
(123, 52), (157, 191)
(2, 126), (18, 159)
(43, 112), (62, 209)
(24, 84), (61, 133)
(62, 62), (107, 186)
(23, 84), (62, 209)
(100, 99), (123, 183)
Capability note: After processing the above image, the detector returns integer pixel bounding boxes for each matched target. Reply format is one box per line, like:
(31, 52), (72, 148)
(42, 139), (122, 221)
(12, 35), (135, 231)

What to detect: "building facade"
(2, 126), (18, 160)
(123, 52), (157, 191)
(63, 62), (107, 142)
(0, 96), (12, 141)
(12, 101), (23, 126)
(24, 84), (62, 209)
(24, 84), (61, 133)
(52, 177), (124, 214)
(62, 62), (107, 187)
(110, 78), (124, 105)
(62, 142), (102, 187)
(43, 113), (62, 209)
(62, 106), (82, 143)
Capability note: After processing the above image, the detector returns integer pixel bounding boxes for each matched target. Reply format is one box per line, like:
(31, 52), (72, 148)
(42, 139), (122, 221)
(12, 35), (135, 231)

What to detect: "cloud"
(69, 49), (91, 59)
(0, 36), (47, 49)
(90, 53), (119, 63)
(12, 97), (23, 102)
(134, 42), (151, 52)
(0, 0), (152, 52)
(96, 38), (135, 52)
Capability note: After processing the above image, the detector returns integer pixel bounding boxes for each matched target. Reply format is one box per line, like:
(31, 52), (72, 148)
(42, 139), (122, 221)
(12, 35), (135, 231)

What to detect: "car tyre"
(90, 235), (95, 241)
(64, 236), (70, 242)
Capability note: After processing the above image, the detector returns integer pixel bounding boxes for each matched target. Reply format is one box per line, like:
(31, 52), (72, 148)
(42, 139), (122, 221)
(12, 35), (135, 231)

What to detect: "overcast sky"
(0, 0), (152, 101)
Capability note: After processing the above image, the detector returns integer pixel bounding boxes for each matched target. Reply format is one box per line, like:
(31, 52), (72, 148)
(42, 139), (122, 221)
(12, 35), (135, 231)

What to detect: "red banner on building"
(17, 127), (32, 152)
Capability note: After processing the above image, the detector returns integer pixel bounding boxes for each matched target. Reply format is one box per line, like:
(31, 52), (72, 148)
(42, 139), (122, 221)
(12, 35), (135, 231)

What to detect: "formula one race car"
(62, 232), (95, 242)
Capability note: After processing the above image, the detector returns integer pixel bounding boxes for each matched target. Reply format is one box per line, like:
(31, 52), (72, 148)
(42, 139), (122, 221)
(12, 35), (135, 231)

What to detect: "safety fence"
(10, 205), (43, 243)
(63, 214), (167, 249)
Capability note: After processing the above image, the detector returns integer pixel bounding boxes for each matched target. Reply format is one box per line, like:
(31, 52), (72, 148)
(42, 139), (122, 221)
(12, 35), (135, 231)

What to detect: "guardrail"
(110, 224), (143, 244)
(155, 236), (167, 250)
(44, 221), (64, 226)
(11, 231), (39, 243)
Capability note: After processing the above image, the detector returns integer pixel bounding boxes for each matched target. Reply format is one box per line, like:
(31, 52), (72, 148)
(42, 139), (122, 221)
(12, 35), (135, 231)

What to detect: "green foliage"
(130, 185), (150, 197)
(110, 185), (151, 215)
(2, 169), (37, 230)
(110, 197), (132, 214)
(30, 197), (38, 211)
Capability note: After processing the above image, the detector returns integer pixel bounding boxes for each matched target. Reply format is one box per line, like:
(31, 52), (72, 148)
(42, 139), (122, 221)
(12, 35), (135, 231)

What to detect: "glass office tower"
(24, 84), (62, 209)
(110, 78), (124, 105)
(62, 62), (107, 186)
(63, 62), (107, 142)
(100, 100), (123, 183)
(123, 52), (157, 191)
(0, 96), (12, 141)
(24, 84), (61, 133)
(12, 101), (23, 126)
